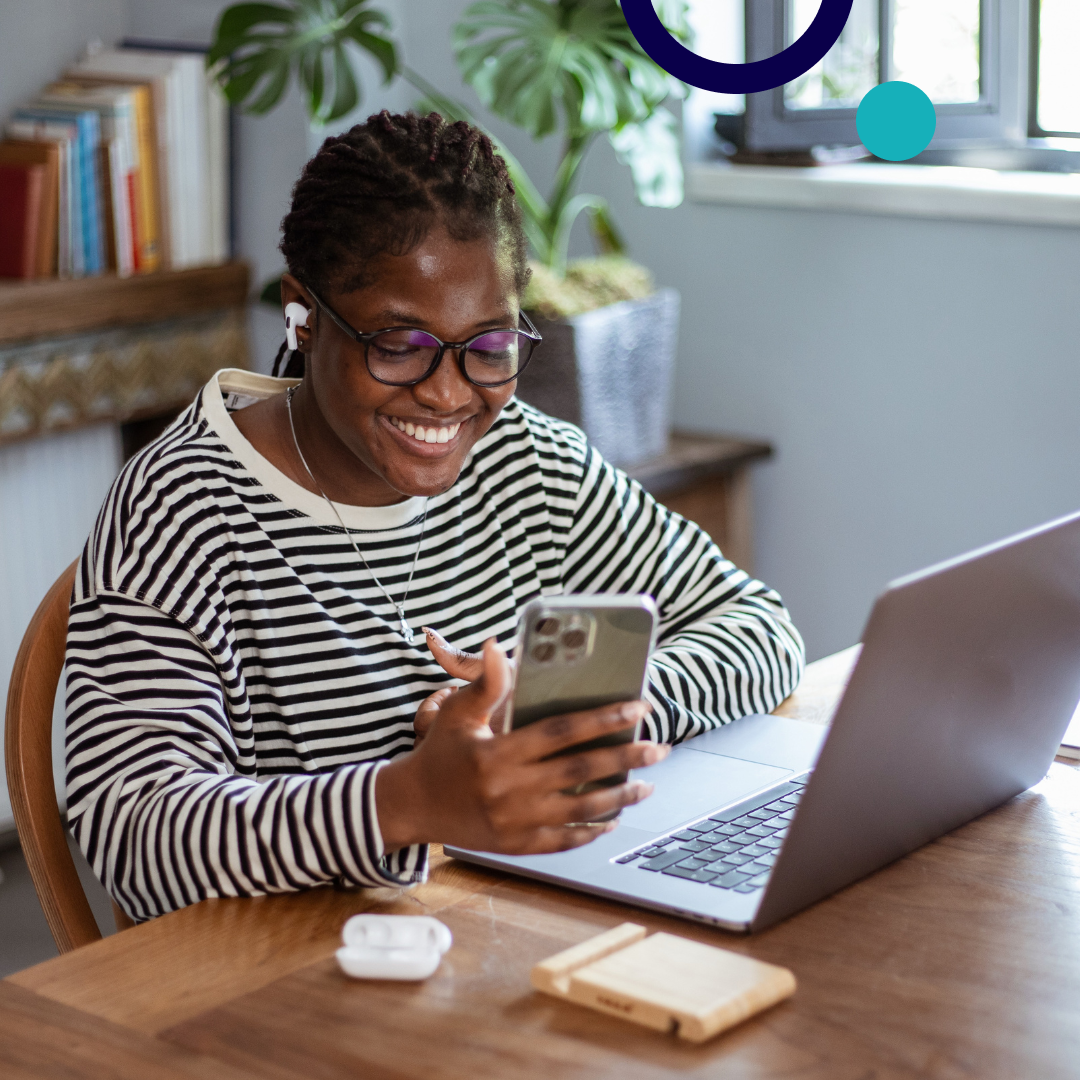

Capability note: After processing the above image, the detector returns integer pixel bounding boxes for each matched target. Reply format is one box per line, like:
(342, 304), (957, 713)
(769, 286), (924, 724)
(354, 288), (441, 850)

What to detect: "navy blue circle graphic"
(622, 0), (855, 95)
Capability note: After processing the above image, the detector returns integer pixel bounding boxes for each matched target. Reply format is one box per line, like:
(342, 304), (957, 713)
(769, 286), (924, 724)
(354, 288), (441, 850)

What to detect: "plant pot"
(517, 288), (680, 467)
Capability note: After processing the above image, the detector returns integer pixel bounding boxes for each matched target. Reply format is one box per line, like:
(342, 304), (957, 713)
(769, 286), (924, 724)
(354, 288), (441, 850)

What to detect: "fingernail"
(632, 781), (654, 802)
(643, 744), (668, 765)
(619, 701), (646, 721)
(602, 820), (618, 833)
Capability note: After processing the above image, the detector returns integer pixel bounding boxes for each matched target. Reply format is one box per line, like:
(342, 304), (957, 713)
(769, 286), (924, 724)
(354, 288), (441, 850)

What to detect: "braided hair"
(273, 110), (529, 377)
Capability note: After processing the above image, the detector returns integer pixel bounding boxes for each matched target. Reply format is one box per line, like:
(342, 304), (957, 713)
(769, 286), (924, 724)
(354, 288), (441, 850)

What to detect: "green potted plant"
(209, 0), (690, 465)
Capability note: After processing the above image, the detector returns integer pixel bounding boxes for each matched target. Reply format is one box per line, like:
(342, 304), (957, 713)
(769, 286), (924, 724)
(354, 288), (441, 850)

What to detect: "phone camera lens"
(535, 617), (560, 636)
(531, 642), (556, 663)
(561, 629), (587, 649)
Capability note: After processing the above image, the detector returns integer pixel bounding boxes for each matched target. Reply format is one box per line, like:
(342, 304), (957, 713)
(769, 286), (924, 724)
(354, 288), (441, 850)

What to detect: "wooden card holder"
(531, 923), (796, 1043)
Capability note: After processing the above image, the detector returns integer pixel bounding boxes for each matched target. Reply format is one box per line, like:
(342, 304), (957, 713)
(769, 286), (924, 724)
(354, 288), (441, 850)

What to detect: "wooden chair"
(4, 560), (134, 952)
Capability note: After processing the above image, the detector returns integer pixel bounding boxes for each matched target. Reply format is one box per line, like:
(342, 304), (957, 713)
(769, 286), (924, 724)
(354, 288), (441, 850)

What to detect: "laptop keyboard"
(611, 775), (808, 895)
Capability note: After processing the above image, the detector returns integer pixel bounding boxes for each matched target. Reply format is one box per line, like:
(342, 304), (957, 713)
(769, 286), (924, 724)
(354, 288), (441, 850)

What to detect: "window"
(687, 0), (1079, 158)
(1031, 0), (1080, 136)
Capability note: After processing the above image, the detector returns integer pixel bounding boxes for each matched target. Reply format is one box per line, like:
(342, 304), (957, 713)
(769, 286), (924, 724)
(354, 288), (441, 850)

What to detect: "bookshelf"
(0, 262), (251, 447)
(0, 262), (249, 344)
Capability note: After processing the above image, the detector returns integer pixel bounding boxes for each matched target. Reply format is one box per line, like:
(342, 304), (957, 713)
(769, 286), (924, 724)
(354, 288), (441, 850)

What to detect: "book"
(60, 77), (162, 273)
(98, 138), (132, 275)
(70, 48), (217, 270)
(125, 83), (161, 272)
(13, 104), (104, 276)
(40, 83), (140, 276)
(204, 63), (230, 264)
(69, 51), (178, 269)
(7, 117), (77, 276)
(0, 139), (60, 276)
(120, 38), (231, 265)
(0, 163), (45, 278)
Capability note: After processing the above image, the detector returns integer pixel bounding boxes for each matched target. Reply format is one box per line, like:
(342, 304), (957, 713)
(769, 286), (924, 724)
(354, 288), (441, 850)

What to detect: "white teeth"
(390, 417), (462, 444)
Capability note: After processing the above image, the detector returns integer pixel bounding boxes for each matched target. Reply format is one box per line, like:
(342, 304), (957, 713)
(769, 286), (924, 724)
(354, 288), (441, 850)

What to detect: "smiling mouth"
(388, 416), (463, 445)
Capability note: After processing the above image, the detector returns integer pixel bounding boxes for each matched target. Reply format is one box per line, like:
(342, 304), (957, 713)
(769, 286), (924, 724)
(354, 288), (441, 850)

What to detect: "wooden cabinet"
(626, 433), (773, 573)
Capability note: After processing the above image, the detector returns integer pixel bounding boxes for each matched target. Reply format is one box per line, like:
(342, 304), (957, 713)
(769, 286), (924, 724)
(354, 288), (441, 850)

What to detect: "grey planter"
(516, 288), (680, 467)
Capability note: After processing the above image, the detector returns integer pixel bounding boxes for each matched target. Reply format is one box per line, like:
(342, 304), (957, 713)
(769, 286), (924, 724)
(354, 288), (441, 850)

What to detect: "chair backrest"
(4, 560), (133, 952)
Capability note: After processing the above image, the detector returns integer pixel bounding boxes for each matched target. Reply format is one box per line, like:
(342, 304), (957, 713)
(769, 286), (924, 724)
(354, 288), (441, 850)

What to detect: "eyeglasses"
(306, 288), (542, 388)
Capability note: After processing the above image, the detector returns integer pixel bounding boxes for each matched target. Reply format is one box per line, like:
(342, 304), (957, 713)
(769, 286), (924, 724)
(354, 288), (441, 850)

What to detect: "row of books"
(0, 42), (229, 281)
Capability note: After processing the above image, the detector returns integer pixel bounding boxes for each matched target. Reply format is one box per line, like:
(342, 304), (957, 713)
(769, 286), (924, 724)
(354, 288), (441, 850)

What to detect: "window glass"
(683, 0), (744, 156)
(782, 0), (981, 110)
(891, 0), (981, 104)
(785, 0), (879, 110)
(1037, 0), (1080, 133)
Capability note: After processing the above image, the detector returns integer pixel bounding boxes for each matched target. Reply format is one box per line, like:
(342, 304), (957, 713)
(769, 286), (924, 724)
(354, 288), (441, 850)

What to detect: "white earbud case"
(336, 914), (453, 981)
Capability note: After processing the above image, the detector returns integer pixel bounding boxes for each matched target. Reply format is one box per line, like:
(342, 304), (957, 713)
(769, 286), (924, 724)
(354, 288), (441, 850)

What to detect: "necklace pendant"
(398, 607), (414, 645)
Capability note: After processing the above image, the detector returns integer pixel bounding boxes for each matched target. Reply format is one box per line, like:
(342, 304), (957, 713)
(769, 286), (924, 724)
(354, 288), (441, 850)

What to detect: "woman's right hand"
(376, 638), (668, 855)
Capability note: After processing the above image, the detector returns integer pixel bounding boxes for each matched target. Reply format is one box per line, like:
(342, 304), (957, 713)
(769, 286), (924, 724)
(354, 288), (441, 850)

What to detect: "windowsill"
(688, 160), (1080, 227)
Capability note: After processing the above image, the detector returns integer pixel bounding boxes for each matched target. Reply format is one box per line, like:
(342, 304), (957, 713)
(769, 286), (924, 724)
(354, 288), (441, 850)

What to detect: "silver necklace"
(286, 386), (427, 645)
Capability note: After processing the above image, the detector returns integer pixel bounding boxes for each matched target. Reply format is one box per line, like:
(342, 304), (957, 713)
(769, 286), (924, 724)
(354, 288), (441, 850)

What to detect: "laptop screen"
(1061, 701), (1080, 760)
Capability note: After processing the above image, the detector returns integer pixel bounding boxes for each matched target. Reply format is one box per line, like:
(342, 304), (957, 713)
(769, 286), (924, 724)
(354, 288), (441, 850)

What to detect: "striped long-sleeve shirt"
(65, 369), (804, 921)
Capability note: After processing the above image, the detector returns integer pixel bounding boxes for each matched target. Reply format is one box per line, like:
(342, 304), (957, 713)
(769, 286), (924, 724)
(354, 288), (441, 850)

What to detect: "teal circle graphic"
(856, 82), (937, 161)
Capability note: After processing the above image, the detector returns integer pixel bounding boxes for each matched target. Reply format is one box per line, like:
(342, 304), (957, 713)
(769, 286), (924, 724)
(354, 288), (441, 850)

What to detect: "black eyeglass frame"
(305, 287), (542, 388)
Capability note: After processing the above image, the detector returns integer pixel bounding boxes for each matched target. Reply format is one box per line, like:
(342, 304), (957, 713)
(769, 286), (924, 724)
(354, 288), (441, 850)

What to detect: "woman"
(65, 112), (804, 921)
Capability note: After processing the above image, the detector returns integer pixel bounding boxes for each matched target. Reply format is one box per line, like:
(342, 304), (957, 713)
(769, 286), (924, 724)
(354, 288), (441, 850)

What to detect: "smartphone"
(505, 594), (658, 801)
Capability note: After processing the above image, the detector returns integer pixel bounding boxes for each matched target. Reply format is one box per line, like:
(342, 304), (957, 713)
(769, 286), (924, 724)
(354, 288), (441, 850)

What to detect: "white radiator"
(0, 423), (121, 832)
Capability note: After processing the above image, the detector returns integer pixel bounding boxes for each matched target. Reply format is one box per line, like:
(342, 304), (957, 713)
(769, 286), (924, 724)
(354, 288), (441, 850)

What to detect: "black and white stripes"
(65, 369), (804, 921)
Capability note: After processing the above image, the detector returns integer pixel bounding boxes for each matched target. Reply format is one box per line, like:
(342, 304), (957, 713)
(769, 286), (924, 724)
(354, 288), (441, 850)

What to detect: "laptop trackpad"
(621, 749), (791, 834)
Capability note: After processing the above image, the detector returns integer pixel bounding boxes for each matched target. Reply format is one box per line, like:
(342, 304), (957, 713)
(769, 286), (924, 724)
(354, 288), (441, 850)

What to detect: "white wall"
(605, 189), (1080, 657)
(0, 0), (129, 121)
(0, 426), (122, 826)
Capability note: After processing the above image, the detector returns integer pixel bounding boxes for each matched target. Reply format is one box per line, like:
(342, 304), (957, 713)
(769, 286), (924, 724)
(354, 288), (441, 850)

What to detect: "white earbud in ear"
(284, 302), (310, 351)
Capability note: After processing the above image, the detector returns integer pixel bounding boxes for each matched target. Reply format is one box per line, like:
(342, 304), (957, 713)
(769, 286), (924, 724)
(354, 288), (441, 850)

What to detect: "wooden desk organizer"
(531, 923), (795, 1043)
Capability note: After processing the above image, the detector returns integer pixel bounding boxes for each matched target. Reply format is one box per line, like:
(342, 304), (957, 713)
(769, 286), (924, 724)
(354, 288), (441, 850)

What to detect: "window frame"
(741, 0), (1029, 152)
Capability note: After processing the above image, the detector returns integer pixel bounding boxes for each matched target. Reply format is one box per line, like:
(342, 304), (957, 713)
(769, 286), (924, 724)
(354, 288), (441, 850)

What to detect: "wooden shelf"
(0, 262), (250, 346)
(624, 433), (773, 574)
(625, 432), (773, 498)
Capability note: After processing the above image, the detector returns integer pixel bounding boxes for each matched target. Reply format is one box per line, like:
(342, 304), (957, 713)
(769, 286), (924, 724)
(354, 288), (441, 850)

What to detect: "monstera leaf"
(608, 105), (683, 208)
(453, 0), (687, 140)
(207, 0), (397, 125)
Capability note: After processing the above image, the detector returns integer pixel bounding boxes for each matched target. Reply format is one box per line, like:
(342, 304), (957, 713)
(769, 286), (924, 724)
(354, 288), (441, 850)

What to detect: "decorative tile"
(0, 310), (249, 445)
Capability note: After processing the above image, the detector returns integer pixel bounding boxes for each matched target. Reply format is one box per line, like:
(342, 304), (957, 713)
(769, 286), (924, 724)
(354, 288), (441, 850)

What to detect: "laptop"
(447, 511), (1080, 932)
(1060, 705), (1080, 761)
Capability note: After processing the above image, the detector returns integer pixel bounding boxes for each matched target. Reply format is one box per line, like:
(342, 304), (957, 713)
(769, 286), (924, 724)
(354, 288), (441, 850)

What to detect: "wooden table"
(5, 649), (1079, 1080)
